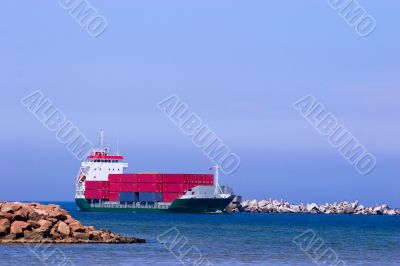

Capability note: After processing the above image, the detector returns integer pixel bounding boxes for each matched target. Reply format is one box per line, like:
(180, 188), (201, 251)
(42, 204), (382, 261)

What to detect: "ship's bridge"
(86, 150), (125, 163)
(81, 149), (128, 181)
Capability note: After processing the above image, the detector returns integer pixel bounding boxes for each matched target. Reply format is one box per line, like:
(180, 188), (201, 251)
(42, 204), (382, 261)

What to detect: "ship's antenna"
(116, 129), (119, 155)
(100, 128), (104, 151)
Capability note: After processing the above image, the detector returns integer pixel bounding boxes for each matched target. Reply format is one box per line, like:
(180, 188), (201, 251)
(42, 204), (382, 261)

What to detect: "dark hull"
(75, 196), (235, 214)
(168, 196), (235, 213)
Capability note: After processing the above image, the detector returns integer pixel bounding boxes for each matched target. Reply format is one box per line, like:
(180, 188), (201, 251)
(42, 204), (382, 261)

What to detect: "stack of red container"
(162, 174), (185, 202)
(161, 174), (212, 202)
(197, 174), (214, 185)
(84, 181), (109, 199)
(84, 173), (214, 202)
(136, 174), (163, 192)
(163, 175), (185, 191)
(108, 174), (138, 201)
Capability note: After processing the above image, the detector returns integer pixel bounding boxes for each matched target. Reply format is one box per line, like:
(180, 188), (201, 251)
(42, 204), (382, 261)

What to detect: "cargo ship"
(75, 130), (235, 213)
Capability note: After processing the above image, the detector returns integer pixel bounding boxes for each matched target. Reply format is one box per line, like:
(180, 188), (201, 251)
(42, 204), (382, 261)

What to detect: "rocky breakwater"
(227, 199), (400, 215)
(0, 202), (145, 244)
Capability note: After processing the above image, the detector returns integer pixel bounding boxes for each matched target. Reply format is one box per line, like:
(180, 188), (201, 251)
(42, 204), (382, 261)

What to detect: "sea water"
(0, 202), (399, 265)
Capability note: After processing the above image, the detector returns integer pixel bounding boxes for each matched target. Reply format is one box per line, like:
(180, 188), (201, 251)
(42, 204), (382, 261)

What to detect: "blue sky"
(1, 1), (399, 206)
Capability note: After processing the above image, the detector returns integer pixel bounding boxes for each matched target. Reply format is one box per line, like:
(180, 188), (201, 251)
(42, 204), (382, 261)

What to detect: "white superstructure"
(75, 129), (128, 198)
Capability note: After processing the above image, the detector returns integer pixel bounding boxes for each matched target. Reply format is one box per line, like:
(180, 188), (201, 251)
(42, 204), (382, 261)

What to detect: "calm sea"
(1, 202), (399, 266)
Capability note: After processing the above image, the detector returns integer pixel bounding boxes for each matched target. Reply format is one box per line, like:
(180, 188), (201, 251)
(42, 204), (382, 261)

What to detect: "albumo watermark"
(293, 95), (376, 175)
(328, 0), (376, 37)
(157, 226), (213, 266)
(293, 229), (346, 266)
(26, 242), (75, 266)
(59, 0), (108, 37)
(158, 94), (240, 175)
(21, 90), (94, 161)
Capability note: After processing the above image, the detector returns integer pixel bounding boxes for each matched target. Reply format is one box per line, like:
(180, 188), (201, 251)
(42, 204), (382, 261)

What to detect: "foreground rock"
(226, 199), (400, 215)
(0, 202), (145, 244)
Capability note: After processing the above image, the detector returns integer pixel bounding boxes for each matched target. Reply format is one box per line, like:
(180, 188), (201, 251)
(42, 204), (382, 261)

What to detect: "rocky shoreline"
(227, 199), (400, 215)
(0, 202), (145, 244)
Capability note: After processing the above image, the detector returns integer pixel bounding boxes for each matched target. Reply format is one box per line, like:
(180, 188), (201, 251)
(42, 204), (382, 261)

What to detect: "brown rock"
(46, 205), (70, 217)
(10, 221), (30, 235)
(13, 206), (32, 221)
(23, 230), (43, 240)
(69, 221), (85, 232)
(1, 202), (22, 213)
(101, 232), (112, 241)
(0, 202), (146, 244)
(0, 233), (16, 240)
(90, 230), (103, 241)
(47, 218), (58, 223)
(50, 223), (61, 239)
(72, 232), (91, 240)
(37, 205), (56, 212)
(0, 218), (11, 236)
(64, 216), (76, 224)
(28, 210), (47, 221)
(27, 220), (41, 229)
(52, 232), (61, 239)
(35, 208), (49, 215)
(48, 210), (67, 220)
(62, 237), (75, 243)
(0, 214), (12, 222)
(38, 219), (53, 229)
(85, 226), (95, 233)
(57, 221), (70, 236)
(33, 226), (50, 237)
(0, 212), (12, 220)
(27, 202), (38, 208)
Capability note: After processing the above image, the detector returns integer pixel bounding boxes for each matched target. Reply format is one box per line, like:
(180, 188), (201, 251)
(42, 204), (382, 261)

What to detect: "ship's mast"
(100, 128), (104, 152)
(116, 129), (119, 155)
(213, 164), (223, 195)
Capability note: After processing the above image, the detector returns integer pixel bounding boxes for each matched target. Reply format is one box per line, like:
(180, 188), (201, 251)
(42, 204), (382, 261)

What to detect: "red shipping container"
(204, 174), (213, 185)
(196, 174), (213, 185)
(109, 183), (119, 192)
(109, 192), (119, 201)
(109, 174), (138, 183)
(163, 183), (186, 193)
(137, 183), (158, 192)
(156, 174), (163, 183)
(183, 174), (191, 184)
(187, 174), (199, 184)
(137, 174), (158, 183)
(120, 183), (138, 192)
(162, 192), (183, 202)
(163, 174), (186, 183)
(109, 183), (137, 192)
(108, 174), (120, 182)
(184, 174), (191, 184)
(197, 175), (205, 185)
(156, 183), (163, 192)
(84, 189), (109, 199)
(85, 181), (109, 190)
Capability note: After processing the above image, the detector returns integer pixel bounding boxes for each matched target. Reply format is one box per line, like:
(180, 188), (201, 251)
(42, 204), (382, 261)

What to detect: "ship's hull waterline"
(75, 196), (235, 214)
